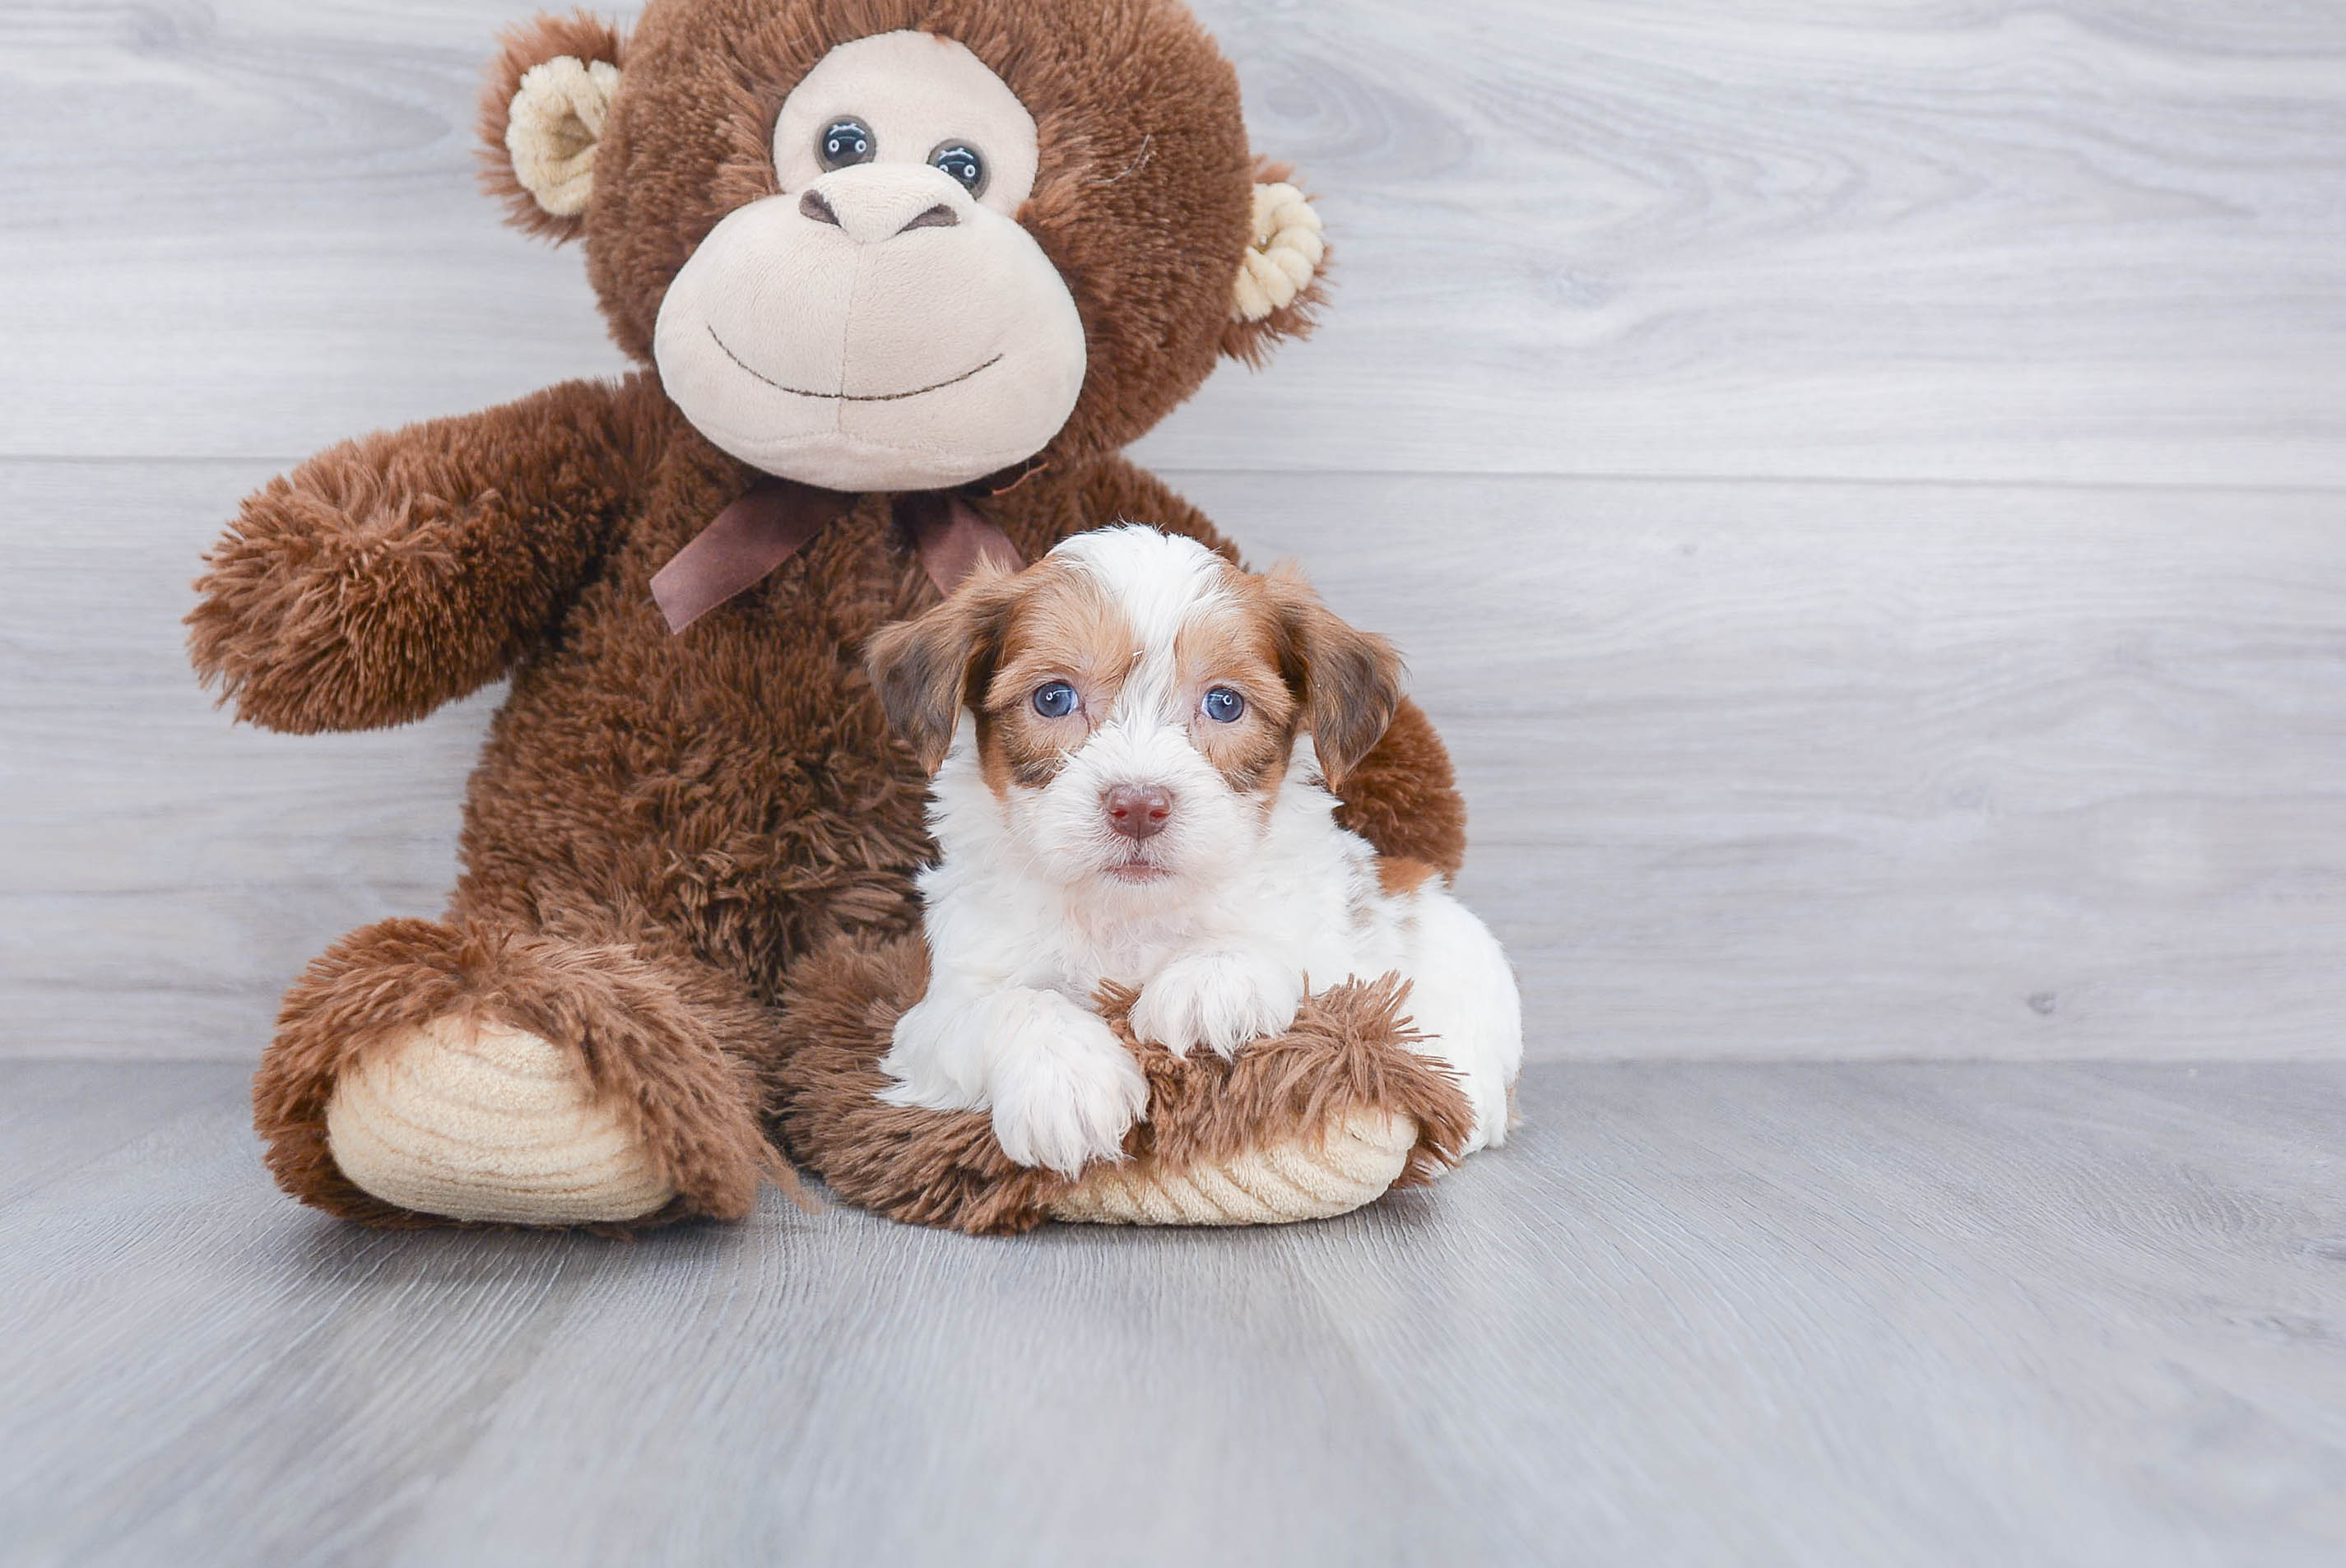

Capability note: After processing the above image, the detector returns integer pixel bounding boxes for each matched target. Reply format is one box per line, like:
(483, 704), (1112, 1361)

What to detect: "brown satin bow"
(649, 476), (1024, 634)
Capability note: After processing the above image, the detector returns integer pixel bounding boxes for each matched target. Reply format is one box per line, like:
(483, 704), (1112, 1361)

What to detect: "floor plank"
(0, 1060), (245, 1209)
(8, 460), (2339, 1062)
(1, 1060), (2339, 1568)
(2, 0), (2341, 483)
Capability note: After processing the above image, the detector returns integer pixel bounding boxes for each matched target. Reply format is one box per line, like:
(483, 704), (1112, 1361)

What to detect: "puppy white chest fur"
(868, 527), (1521, 1177)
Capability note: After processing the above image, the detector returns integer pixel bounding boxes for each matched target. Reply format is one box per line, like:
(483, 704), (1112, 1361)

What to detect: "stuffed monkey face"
(481, 0), (1331, 493)
(653, 33), (1085, 491)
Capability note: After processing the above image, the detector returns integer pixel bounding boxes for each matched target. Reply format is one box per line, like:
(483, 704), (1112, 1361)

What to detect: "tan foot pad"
(325, 1014), (676, 1225)
(1047, 1109), (1417, 1227)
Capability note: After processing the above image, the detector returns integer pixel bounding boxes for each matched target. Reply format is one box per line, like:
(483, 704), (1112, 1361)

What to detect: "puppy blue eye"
(1201, 687), (1246, 723)
(1032, 680), (1079, 718)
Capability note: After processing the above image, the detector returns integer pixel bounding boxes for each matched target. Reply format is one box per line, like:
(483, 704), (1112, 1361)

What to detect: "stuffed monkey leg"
(255, 916), (779, 1228)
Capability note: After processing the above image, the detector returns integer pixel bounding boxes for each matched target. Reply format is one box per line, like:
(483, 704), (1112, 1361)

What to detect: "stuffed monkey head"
(481, 1), (1330, 493)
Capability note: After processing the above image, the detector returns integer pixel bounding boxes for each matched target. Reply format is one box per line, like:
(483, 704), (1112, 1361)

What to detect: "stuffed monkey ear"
(477, 12), (628, 242)
(1221, 163), (1330, 367)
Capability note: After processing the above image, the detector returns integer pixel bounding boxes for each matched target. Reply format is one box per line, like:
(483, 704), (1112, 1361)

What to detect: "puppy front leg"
(1130, 950), (1306, 1060)
(880, 987), (1146, 1177)
(981, 991), (1149, 1176)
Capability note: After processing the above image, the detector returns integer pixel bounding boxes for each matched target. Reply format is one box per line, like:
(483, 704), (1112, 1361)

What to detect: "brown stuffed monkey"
(189, 0), (1473, 1233)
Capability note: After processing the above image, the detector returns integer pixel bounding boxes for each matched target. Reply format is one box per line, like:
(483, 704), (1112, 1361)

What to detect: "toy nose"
(799, 165), (967, 244)
(1103, 784), (1173, 842)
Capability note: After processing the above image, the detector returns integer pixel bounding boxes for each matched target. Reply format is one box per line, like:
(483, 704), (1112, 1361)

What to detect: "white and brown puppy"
(864, 526), (1521, 1176)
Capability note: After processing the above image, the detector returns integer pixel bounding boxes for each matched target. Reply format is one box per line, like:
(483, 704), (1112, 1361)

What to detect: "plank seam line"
(5, 453), (2344, 500)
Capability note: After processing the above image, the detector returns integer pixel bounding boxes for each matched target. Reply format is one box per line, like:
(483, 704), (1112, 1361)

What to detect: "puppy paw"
(985, 994), (1148, 1177)
(1130, 951), (1305, 1060)
(876, 995), (987, 1112)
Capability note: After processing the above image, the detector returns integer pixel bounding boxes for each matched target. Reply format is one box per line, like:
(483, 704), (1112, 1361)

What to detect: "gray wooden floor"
(2, 1060), (2342, 1568)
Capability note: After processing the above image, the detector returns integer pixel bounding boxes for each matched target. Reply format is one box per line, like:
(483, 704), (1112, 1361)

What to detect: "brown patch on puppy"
(868, 543), (1410, 814)
(977, 560), (1135, 795)
(1173, 571), (1303, 800)
(870, 554), (1164, 800)
(1375, 856), (1436, 898)
(1258, 563), (1406, 788)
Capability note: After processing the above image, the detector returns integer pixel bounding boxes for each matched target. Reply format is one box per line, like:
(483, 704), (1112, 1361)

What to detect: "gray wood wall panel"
(2, 0), (2342, 483)
(2, 0), (2342, 1063)
(7, 460), (2340, 1060)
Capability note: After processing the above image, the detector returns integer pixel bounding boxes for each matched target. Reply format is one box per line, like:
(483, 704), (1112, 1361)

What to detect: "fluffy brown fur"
(258, 916), (775, 1227)
(769, 936), (1471, 1234)
(195, 0), (1470, 1228)
(478, 10), (629, 243)
(583, 0), (1303, 454)
(1376, 856), (1438, 898)
(188, 378), (653, 734)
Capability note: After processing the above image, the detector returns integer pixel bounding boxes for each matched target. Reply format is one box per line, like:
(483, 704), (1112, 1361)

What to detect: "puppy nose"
(800, 166), (969, 244)
(1103, 785), (1173, 841)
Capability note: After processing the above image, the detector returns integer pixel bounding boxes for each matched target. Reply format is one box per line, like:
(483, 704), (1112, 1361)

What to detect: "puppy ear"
(478, 12), (628, 242)
(864, 567), (1019, 773)
(1220, 161), (1329, 368)
(1266, 565), (1405, 789)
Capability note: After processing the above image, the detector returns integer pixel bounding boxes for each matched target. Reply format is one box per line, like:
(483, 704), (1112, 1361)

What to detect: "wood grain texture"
(1, 1060), (2341, 1567)
(1, 1), (2342, 483)
(1201, 471), (2346, 1061)
(2, 1), (2341, 1063)
(7, 459), (2339, 1061)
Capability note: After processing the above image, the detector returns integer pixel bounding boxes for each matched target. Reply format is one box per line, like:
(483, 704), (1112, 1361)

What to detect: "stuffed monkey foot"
(1045, 1108), (1419, 1226)
(324, 1014), (675, 1224)
(255, 918), (775, 1228)
(772, 937), (1475, 1234)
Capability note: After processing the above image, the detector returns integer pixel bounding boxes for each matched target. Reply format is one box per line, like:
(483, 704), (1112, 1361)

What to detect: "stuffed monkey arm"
(1070, 457), (1468, 878)
(188, 375), (648, 734)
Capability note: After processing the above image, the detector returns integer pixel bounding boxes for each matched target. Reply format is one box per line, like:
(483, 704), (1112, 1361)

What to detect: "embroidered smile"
(708, 327), (1002, 402)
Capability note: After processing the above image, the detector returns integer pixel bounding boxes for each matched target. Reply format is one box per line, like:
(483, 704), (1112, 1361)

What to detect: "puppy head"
(864, 525), (1404, 893)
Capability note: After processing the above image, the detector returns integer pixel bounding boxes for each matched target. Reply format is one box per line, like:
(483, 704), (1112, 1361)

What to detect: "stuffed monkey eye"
(1201, 687), (1246, 724)
(817, 118), (876, 169)
(927, 141), (987, 197)
(1031, 680), (1079, 719)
